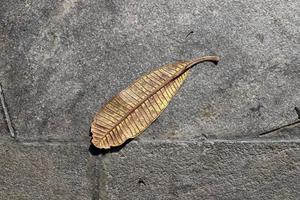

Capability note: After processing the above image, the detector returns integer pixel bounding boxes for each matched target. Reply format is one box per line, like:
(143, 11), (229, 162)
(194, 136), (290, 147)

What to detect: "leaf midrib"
(96, 64), (188, 141)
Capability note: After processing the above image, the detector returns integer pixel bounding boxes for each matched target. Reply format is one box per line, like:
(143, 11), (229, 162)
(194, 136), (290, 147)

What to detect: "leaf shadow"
(88, 127), (133, 156)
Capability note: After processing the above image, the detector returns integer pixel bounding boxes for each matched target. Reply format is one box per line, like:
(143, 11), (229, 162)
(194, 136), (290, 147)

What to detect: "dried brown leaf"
(91, 55), (220, 149)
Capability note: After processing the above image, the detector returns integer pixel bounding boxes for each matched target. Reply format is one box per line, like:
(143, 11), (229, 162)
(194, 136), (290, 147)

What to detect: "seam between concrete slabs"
(0, 83), (16, 138)
(1, 139), (299, 147)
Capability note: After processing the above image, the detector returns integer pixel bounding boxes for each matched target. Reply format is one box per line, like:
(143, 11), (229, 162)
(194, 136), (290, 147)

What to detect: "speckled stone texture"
(0, 142), (95, 200)
(0, 0), (299, 199)
(99, 141), (300, 200)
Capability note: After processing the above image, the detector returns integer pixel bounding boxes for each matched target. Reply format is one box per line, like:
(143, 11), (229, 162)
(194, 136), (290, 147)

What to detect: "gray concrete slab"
(0, 0), (299, 142)
(0, 142), (94, 200)
(99, 140), (300, 200)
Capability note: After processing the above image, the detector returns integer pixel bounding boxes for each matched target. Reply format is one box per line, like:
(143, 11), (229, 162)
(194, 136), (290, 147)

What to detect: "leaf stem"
(186, 55), (220, 70)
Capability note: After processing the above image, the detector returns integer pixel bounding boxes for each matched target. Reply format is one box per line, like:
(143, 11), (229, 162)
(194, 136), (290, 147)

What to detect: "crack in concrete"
(0, 83), (16, 138)
(259, 120), (300, 137)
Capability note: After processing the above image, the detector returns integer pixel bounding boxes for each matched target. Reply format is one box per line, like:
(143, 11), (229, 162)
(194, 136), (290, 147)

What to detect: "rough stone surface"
(0, 142), (95, 200)
(1, 0), (299, 141)
(0, 0), (300, 199)
(100, 141), (300, 200)
(0, 107), (6, 135)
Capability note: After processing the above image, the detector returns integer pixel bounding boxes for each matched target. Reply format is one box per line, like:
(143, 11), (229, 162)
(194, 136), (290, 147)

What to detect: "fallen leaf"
(91, 55), (220, 149)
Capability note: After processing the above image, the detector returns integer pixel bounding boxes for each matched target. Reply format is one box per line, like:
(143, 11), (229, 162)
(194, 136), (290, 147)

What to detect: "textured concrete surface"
(1, 0), (299, 141)
(100, 141), (300, 200)
(1, 0), (300, 199)
(0, 142), (95, 200)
